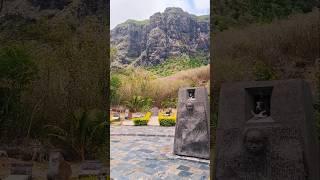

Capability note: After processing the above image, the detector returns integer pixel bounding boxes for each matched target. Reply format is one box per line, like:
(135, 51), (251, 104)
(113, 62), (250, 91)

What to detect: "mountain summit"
(111, 7), (209, 68)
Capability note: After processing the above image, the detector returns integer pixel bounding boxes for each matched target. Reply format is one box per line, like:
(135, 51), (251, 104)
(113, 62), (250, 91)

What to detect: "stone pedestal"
(173, 87), (210, 159)
(214, 79), (319, 180)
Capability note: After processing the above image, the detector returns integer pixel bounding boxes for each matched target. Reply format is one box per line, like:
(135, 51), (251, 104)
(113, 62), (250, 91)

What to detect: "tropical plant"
(46, 108), (107, 161)
(125, 96), (153, 112)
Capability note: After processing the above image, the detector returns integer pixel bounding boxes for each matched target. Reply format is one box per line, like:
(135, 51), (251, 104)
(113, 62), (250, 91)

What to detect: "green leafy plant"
(253, 61), (277, 81)
(159, 116), (176, 126)
(110, 74), (121, 105)
(0, 46), (38, 139)
(160, 98), (177, 108)
(125, 96), (153, 112)
(158, 112), (176, 126)
(46, 108), (107, 161)
(147, 54), (207, 77)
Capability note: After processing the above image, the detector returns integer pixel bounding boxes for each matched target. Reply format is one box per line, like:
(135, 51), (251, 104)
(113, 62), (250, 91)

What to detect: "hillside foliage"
(212, 0), (319, 31)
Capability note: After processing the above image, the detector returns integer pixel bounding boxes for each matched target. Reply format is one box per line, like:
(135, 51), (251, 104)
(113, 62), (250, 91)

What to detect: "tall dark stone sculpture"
(174, 87), (210, 159)
(214, 79), (319, 180)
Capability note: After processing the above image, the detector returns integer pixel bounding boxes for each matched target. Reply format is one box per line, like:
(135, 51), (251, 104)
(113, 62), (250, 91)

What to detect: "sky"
(110, 0), (210, 29)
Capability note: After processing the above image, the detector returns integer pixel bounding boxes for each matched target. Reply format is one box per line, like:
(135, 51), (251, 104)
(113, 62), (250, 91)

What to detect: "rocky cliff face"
(111, 7), (210, 68)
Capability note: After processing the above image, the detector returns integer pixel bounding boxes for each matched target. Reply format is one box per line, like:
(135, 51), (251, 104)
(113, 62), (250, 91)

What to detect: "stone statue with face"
(216, 128), (270, 180)
(244, 129), (267, 155)
(186, 100), (194, 112)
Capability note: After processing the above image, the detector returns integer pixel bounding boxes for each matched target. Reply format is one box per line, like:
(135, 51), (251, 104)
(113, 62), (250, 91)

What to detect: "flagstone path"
(110, 126), (210, 179)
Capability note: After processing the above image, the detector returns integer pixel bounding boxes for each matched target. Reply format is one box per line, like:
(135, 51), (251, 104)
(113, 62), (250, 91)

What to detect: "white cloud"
(110, 0), (209, 29)
(193, 0), (210, 10)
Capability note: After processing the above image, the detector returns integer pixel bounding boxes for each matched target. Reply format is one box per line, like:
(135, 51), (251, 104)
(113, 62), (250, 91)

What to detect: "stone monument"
(214, 79), (319, 180)
(174, 86), (210, 159)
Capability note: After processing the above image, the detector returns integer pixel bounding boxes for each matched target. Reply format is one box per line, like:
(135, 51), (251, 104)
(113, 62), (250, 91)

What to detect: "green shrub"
(126, 96), (153, 113)
(158, 113), (176, 126)
(132, 112), (152, 126)
(253, 61), (277, 81)
(160, 98), (177, 109)
(133, 118), (148, 126)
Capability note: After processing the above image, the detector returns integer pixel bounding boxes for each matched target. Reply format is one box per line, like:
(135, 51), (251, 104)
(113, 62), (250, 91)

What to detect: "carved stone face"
(186, 101), (194, 112)
(244, 129), (266, 155)
(49, 151), (62, 167)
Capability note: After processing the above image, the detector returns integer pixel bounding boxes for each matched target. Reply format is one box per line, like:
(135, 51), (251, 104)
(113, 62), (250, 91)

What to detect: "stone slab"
(174, 86), (210, 159)
(214, 79), (319, 179)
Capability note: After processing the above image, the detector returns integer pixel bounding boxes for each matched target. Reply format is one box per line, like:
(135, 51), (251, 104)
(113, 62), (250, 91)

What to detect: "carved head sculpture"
(186, 99), (194, 112)
(243, 129), (267, 155)
(48, 150), (64, 170)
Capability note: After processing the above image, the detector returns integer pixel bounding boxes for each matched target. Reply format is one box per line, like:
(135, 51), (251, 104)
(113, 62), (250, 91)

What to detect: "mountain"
(110, 7), (210, 69)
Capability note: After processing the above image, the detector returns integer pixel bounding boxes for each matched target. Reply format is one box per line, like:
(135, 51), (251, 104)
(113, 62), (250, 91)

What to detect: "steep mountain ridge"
(111, 7), (210, 68)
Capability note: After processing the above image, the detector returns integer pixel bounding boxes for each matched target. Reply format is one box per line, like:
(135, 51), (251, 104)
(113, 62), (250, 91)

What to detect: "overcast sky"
(110, 0), (210, 29)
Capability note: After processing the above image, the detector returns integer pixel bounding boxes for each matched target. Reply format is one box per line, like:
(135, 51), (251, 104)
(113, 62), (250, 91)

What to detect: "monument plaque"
(214, 79), (319, 180)
(174, 87), (210, 159)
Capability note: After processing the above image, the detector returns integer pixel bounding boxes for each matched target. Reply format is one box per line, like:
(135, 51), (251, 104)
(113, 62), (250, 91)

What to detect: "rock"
(214, 79), (320, 179)
(111, 7), (209, 68)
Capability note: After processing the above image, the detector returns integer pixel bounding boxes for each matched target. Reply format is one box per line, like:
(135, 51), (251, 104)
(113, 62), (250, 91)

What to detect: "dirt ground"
(0, 158), (83, 180)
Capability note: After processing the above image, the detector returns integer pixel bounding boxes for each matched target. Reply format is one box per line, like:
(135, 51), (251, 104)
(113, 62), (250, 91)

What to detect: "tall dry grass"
(213, 8), (320, 91)
(116, 65), (210, 107)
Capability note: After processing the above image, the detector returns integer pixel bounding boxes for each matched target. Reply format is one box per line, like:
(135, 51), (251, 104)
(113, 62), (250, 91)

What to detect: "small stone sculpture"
(47, 150), (72, 180)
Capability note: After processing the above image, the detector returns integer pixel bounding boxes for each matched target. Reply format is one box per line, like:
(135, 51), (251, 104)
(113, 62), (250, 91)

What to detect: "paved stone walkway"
(147, 116), (160, 126)
(110, 126), (210, 179)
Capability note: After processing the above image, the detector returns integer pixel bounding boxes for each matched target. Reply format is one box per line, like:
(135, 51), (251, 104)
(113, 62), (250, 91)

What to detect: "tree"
(110, 46), (118, 62)
(110, 74), (121, 105)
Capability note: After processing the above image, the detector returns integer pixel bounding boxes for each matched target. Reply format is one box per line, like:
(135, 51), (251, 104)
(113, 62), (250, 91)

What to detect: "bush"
(160, 98), (177, 108)
(133, 118), (148, 126)
(132, 112), (152, 126)
(158, 113), (176, 126)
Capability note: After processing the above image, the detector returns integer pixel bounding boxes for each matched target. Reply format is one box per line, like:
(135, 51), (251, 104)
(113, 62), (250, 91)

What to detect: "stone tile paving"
(147, 116), (160, 126)
(111, 126), (175, 137)
(110, 126), (210, 179)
